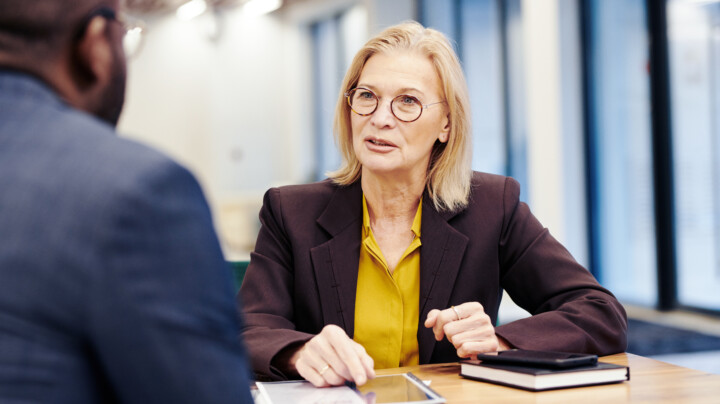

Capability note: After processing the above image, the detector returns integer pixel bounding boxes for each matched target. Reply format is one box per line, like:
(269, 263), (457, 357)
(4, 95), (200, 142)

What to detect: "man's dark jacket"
(0, 71), (253, 403)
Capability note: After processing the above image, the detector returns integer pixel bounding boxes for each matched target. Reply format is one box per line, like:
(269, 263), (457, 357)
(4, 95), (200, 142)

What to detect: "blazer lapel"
(308, 182), (469, 363)
(417, 197), (469, 363)
(310, 182), (363, 337)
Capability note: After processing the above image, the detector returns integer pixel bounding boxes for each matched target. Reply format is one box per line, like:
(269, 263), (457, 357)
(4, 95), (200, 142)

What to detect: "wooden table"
(375, 353), (720, 403)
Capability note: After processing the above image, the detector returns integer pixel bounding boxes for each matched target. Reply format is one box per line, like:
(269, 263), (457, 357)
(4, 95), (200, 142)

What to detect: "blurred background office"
(118, 0), (720, 373)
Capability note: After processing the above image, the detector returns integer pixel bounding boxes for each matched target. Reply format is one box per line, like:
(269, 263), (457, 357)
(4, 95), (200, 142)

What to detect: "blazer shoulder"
(261, 180), (362, 235)
(469, 171), (520, 198)
(271, 179), (336, 194)
(471, 171), (513, 187)
(264, 179), (342, 207)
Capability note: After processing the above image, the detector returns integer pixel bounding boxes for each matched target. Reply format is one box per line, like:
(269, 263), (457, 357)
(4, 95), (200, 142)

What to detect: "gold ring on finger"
(318, 364), (330, 375)
(451, 305), (461, 320)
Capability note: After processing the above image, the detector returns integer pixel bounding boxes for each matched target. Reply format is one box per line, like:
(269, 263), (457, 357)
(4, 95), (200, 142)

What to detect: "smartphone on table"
(475, 349), (598, 368)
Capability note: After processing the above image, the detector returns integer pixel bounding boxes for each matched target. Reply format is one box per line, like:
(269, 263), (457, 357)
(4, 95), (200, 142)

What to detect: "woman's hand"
(292, 324), (375, 387)
(424, 302), (511, 358)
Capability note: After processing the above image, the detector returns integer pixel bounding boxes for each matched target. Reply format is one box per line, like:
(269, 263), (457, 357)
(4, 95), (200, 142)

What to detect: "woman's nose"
(369, 99), (396, 128)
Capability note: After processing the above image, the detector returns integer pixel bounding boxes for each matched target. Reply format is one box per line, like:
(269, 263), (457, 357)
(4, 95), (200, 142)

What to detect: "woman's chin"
(362, 165), (421, 183)
(361, 161), (401, 175)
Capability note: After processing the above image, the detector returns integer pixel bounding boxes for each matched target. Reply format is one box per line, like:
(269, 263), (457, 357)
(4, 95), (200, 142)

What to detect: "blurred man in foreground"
(0, 1), (253, 402)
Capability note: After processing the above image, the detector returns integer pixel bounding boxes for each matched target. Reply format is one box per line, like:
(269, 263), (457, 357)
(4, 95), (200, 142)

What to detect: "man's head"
(0, 0), (127, 125)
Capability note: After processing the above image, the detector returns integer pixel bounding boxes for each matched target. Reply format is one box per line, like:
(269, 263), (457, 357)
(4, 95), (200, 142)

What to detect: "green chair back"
(229, 260), (249, 291)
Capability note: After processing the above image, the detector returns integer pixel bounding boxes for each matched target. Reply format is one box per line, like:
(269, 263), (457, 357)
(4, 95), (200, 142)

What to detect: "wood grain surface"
(375, 353), (720, 403)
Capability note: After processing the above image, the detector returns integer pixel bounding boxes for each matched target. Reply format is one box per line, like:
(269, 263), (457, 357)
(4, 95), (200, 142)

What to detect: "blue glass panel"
(668, 1), (720, 311)
(312, 19), (343, 180)
(589, 0), (657, 304)
(420, 0), (457, 44)
(460, 0), (505, 176)
(502, 0), (528, 201)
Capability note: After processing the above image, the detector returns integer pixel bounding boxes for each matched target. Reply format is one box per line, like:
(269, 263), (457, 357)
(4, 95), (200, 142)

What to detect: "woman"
(239, 21), (627, 387)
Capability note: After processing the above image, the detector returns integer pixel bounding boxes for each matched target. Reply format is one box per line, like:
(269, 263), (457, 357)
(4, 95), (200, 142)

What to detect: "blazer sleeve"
(494, 177), (628, 355)
(238, 188), (315, 380)
(89, 158), (254, 403)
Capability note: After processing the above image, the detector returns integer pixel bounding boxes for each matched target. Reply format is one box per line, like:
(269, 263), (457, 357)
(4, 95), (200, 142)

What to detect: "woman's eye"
(400, 96), (418, 105)
(358, 91), (374, 99)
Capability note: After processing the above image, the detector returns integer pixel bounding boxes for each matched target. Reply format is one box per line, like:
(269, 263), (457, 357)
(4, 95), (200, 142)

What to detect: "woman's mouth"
(366, 138), (396, 148)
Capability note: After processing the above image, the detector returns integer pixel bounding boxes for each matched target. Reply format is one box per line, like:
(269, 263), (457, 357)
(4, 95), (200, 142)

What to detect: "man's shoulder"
(63, 112), (180, 173)
(0, 73), (182, 181)
(13, 103), (197, 216)
(54, 109), (191, 188)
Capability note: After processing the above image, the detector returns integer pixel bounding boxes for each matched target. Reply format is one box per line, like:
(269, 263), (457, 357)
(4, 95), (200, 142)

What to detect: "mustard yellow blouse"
(353, 195), (422, 369)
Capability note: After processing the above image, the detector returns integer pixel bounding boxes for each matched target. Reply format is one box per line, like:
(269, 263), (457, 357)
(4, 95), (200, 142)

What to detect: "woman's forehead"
(358, 51), (442, 96)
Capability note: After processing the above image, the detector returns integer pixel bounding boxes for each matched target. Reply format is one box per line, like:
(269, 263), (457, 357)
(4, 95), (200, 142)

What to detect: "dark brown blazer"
(239, 172), (627, 380)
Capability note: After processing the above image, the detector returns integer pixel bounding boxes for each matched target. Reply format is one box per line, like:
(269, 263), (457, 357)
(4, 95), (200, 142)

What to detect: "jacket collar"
(316, 180), (363, 236)
(0, 70), (64, 107)
(417, 195), (468, 363)
(310, 181), (364, 336)
(311, 180), (469, 364)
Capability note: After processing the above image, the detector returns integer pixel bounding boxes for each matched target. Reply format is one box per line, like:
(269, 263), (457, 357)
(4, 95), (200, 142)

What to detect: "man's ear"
(73, 16), (113, 91)
(438, 113), (451, 143)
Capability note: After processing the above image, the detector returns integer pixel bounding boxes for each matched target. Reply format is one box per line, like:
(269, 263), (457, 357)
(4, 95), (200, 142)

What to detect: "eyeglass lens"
(347, 88), (423, 122)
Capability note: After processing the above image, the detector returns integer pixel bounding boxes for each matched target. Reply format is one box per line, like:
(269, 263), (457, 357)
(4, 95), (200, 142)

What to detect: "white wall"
(522, 0), (587, 265)
(120, 7), (309, 192)
(117, 0), (415, 258)
(119, 5), (313, 258)
(365, 0), (415, 34)
(117, 0), (575, 261)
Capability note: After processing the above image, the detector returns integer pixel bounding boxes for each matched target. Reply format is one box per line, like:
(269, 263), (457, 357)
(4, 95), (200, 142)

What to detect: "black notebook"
(460, 359), (630, 391)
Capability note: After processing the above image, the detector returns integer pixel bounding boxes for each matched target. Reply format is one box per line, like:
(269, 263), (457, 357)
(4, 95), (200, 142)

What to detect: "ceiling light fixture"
(243, 0), (283, 16)
(177, 0), (208, 21)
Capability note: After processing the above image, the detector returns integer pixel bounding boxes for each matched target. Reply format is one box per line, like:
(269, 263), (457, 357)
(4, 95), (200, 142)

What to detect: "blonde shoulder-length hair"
(328, 21), (472, 212)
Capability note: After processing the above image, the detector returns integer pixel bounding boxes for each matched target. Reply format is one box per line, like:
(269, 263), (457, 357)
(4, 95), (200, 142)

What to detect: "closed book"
(460, 359), (630, 391)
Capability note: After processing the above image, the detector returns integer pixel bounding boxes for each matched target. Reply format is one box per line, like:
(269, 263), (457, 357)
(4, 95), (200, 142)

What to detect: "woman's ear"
(438, 113), (451, 143)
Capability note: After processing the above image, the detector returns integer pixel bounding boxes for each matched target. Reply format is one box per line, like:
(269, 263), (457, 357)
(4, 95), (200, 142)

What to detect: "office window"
(420, 0), (515, 181)
(310, 7), (368, 180)
(311, 17), (343, 180)
(667, 0), (720, 312)
(501, 0), (528, 202)
(460, 0), (507, 177)
(585, 0), (657, 305)
(419, 0), (458, 44)
(424, 1), (598, 266)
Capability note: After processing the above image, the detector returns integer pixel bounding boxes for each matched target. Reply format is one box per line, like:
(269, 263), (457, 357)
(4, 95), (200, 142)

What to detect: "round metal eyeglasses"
(345, 87), (445, 123)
